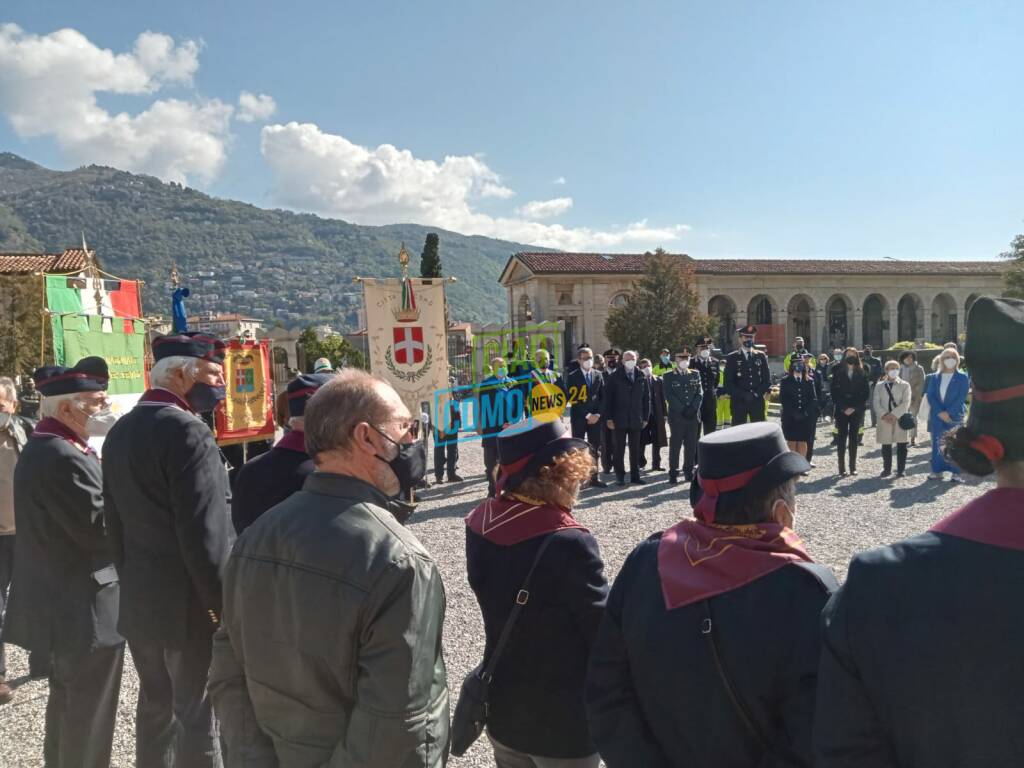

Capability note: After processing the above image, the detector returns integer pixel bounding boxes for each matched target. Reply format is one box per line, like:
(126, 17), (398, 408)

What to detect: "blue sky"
(0, 1), (1021, 260)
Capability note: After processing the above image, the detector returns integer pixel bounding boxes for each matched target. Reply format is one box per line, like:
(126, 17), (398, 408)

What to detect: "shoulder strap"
(481, 534), (556, 682)
(886, 382), (896, 412)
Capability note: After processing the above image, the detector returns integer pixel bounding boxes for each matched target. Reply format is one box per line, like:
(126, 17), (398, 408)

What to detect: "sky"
(0, 1), (1021, 260)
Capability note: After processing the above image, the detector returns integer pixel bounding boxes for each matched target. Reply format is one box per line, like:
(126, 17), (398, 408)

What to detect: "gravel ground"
(0, 419), (994, 766)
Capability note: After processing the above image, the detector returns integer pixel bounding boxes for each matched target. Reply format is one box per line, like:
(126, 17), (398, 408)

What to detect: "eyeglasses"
(379, 419), (420, 438)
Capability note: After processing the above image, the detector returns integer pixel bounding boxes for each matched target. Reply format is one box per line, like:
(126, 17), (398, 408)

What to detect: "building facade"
(499, 252), (1006, 357)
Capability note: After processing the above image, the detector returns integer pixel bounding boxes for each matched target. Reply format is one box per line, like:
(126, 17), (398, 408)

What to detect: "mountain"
(0, 152), (545, 328)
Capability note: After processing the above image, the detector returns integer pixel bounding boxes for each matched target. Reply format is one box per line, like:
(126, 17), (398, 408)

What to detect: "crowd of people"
(0, 297), (1020, 768)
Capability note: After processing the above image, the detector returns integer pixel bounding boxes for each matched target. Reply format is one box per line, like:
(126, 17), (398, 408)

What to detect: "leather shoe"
(631, 476), (646, 485)
(590, 477), (608, 488)
(447, 474), (465, 483)
(0, 680), (13, 705)
(668, 471), (679, 485)
(616, 478), (626, 487)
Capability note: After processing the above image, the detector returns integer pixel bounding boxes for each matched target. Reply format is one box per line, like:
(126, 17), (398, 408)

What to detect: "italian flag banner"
(55, 314), (147, 395)
(46, 274), (142, 330)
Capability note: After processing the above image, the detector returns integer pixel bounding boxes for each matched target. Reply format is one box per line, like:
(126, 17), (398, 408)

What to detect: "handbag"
(450, 535), (555, 757)
(887, 383), (917, 431)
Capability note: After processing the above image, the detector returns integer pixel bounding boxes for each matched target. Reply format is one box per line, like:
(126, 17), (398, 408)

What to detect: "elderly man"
(601, 349), (651, 485)
(231, 372), (332, 534)
(103, 332), (233, 768)
(210, 369), (449, 766)
(4, 359), (124, 766)
(0, 377), (33, 704)
(586, 423), (837, 766)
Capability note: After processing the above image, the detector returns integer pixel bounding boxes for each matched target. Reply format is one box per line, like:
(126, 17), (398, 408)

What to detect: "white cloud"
(236, 91), (276, 123)
(516, 197), (573, 220)
(553, 176), (567, 185)
(0, 24), (232, 184)
(261, 121), (689, 250)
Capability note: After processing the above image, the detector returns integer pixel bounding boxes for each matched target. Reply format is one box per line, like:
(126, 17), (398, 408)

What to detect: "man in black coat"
(601, 350), (651, 486)
(690, 336), (721, 435)
(564, 346), (607, 487)
(478, 357), (517, 497)
(232, 372), (332, 534)
(5, 358), (124, 767)
(725, 325), (771, 425)
(599, 349), (620, 475)
(433, 386), (464, 484)
(586, 423), (836, 767)
(103, 332), (233, 768)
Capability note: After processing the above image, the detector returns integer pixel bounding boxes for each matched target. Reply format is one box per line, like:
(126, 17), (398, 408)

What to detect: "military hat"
(286, 372), (333, 417)
(603, 348), (621, 357)
(737, 324), (758, 336)
(152, 331), (226, 364)
(962, 297), (1024, 460)
(676, 347), (693, 357)
(496, 417), (590, 493)
(689, 422), (809, 524)
(33, 357), (109, 396)
(696, 336), (714, 347)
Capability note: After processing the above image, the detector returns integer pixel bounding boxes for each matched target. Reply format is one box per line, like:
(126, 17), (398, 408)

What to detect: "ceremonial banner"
(363, 277), (449, 415)
(214, 339), (275, 446)
(46, 274), (142, 331)
(56, 314), (147, 395)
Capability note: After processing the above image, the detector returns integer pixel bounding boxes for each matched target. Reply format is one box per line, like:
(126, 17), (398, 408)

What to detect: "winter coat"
(873, 377), (912, 444)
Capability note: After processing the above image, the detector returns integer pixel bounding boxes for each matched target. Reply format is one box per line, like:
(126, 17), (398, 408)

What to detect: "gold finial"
(170, 264), (180, 288)
(398, 242), (410, 280)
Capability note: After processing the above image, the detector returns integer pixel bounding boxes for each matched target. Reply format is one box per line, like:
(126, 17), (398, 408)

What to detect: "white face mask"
(80, 405), (118, 437)
(678, 359), (690, 370)
(943, 357), (958, 370)
(622, 359), (636, 372)
(887, 369), (899, 380)
(580, 359), (593, 371)
(700, 349), (711, 360)
(0, 412), (10, 430)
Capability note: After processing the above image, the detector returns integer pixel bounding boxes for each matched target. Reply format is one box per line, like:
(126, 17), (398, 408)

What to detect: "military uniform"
(4, 359), (124, 768)
(690, 347), (722, 435)
(662, 365), (703, 482)
(724, 327), (771, 425)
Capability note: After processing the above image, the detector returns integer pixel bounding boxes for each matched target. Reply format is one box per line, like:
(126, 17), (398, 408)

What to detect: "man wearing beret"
(724, 325), (771, 425)
(103, 332), (233, 768)
(586, 422), (837, 766)
(4, 358), (125, 767)
(815, 297), (1024, 766)
(231, 372), (332, 534)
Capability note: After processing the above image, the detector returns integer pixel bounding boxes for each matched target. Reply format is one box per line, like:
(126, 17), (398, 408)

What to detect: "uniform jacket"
(690, 356), (721, 400)
(830, 367), (870, 413)
(102, 389), (233, 648)
(601, 366), (651, 430)
(466, 525), (607, 758)
(586, 535), (835, 767)
(565, 367), (604, 432)
(643, 375), (668, 448)
(724, 349), (772, 402)
(780, 375), (818, 419)
(663, 368), (703, 418)
(873, 378), (912, 444)
(4, 418), (121, 655)
(815, 488), (1024, 767)
(231, 430), (313, 534)
(209, 473), (449, 768)
(924, 370), (970, 432)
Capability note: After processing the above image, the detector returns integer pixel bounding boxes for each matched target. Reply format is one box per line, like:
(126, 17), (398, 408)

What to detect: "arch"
(609, 292), (628, 309)
(965, 293), (981, 317)
(708, 295), (737, 352)
(825, 294), (853, 351)
(862, 293), (888, 350)
(787, 294), (815, 350)
(747, 294), (775, 325)
(897, 293), (923, 343)
(931, 293), (958, 344)
(517, 294), (533, 327)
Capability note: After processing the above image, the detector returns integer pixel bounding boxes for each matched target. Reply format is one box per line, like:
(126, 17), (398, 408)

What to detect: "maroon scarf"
(930, 488), (1024, 552)
(658, 518), (813, 610)
(31, 417), (92, 454)
(275, 429), (307, 454)
(466, 496), (587, 545)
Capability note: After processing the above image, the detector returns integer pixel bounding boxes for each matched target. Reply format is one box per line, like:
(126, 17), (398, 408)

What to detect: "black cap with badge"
(33, 357), (109, 395)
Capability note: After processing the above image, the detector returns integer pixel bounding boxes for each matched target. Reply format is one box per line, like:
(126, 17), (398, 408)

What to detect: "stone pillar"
(811, 308), (823, 355)
(887, 302), (899, 348)
(776, 307), (788, 354)
(852, 305), (863, 349)
(922, 295), (933, 344)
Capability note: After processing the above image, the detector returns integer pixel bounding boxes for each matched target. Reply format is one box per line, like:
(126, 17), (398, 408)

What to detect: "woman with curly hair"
(462, 419), (608, 767)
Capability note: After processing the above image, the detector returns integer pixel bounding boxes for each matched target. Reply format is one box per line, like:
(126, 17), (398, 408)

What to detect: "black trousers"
(613, 427), (642, 481)
(45, 643), (125, 768)
(433, 434), (459, 480)
(130, 627), (222, 768)
(571, 415), (603, 479)
(699, 397), (717, 436)
(881, 443), (908, 473)
(835, 409), (863, 472)
(668, 415), (700, 476)
(482, 436), (499, 497)
(0, 535), (12, 679)
(601, 421), (614, 473)
(731, 394), (766, 425)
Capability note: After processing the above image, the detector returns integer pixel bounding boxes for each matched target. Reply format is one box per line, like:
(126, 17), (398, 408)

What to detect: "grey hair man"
(210, 369), (448, 766)
(601, 349), (652, 485)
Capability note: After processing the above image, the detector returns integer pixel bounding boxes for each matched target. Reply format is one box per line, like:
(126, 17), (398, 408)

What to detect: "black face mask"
(371, 425), (426, 497)
(846, 357), (859, 366)
(742, 338), (754, 349)
(186, 382), (226, 413)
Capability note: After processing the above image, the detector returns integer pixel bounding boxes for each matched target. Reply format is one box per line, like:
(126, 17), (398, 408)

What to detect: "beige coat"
(874, 377), (912, 444)
(902, 363), (926, 412)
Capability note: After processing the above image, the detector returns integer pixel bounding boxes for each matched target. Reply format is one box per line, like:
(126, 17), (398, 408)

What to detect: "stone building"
(499, 252), (1005, 359)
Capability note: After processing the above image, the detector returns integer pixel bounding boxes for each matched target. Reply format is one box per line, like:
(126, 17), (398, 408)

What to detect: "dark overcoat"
(830, 367), (871, 413)
(601, 366), (651, 430)
(564, 367), (604, 435)
(231, 433), (313, 534)
(642, 375), (668, 448)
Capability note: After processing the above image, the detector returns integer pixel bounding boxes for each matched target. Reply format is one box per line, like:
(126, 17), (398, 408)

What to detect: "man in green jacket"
(663, 348), (704, 484)
(210, 369), (449, 767)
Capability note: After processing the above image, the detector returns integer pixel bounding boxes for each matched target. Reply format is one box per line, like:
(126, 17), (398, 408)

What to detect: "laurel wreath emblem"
(385, 344), (434, 383)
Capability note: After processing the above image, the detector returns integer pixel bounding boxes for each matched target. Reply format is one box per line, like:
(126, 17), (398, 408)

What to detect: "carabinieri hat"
(33, 357), (109, 395)
(496, 417), (590, 494)
(689, 422), (809, 524)
(737, 324), (758, 335)
(286, 372), (334, 417)
(152, 332), (227, 364)
(696, 336), (713, 346)
(962, 297), (1024, 461)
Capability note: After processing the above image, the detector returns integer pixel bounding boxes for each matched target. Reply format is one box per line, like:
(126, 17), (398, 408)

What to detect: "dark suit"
(690, 356), (721, 435)
(478, 376), (516, 496)
(830, 367), (870, 472)
(103, 391), (232, 768)
(433, 400), (461, 481)
(601, 367), (651, 482)
(231, 434), (314, 534)
(724, 348), (771, 425)
(5, 420), (124, 768)
(565, 367), (604, 478)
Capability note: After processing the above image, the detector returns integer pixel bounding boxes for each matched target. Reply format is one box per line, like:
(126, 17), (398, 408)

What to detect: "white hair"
(623, 349), (638, 360)
(288, 416), (304, 431)
(40, 392), (83, 418)
(0, 377), (15, 406)
(150, 356), (198, 387)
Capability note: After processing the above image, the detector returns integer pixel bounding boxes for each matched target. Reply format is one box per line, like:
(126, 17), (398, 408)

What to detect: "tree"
(605, 249), (716, 357)
(420, 233), (442, 278)
(1001, 233), (1024, 298)
(298, 325), (366, 371)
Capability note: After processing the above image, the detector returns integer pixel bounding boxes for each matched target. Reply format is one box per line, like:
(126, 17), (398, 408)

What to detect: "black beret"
(152, 332), (227, 364)
(33, 357), (109, 396)
(286, 372), (334, 417)
(964, 297), (1024, 458)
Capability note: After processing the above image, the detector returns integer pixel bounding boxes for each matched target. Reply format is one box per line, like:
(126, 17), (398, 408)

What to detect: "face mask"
(84, 407), (118, 437)
(742, 338), (754, 349)
(700, 349), (711, 360)
(846, 357), (858, 366)
(887, 369), (899, 380)
(795, 344), (804, 351)
(537, 359), (549, 370)
(943, 357), (957, 370)
(639, 367), (651, 376)
(0, 413), (10, 430)
(833, 352), (842, 361)
(793, 364), (804, 374)
(677, 359), (690, 370)
(660, 355), (671, 364)
(623, 360), (636, 372)
(607, 359), (617, 370)
(580, 359), (593, 371)
(186, 382), (226, 413)
(372, 426), (427, 498)
(496, 367), (508, 378)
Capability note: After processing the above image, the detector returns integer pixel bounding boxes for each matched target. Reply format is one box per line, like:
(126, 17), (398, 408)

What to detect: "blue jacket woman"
(924, 347), (970, 480)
